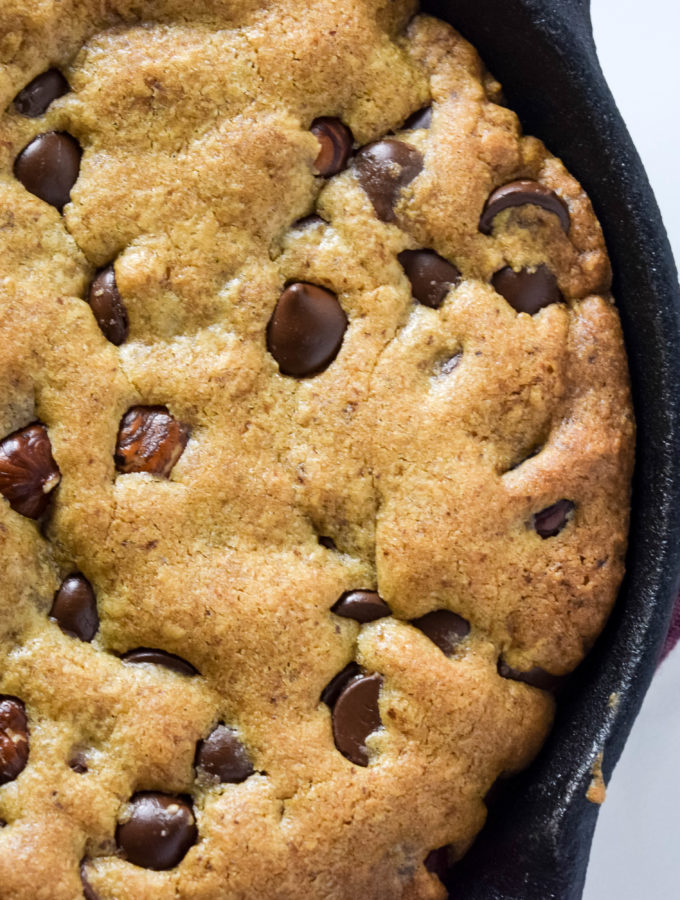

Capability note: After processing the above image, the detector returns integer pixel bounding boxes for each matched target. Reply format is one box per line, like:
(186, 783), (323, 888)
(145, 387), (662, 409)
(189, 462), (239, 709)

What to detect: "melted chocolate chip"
(14, 132), (81, 212)
(479, 180), (570, 236)
(121, 648), (198, 677)
(492, 265), (563, 315)
(497, 659), (564, 692)
(0, 697), (29, 785)
(116, 792), (197, 870)
(0, 423), (60, 519)
(49, 573), (99, 642)
(332, 673), (383, 766)
(311, 117), (353, 176)
(114, 406), (188, 477)
(266, 282), (347, 377)
(403, 106), (432, 130)
(321, 661), (361, 708)
(398, 249), (460, 308)
(533, 499), (574, 538)
(195, 725), (254, 783)
(412, 610), (470, 656)
(354, 140), (423, 222)
(331, 590), (391, 623)
(88, 265), (129, 345)
(13, 69), (70, 117)
(424, 845), (453, 880)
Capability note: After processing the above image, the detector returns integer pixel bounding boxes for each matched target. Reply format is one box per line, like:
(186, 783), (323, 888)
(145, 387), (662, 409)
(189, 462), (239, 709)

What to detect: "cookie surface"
(0, 1), (634, 898)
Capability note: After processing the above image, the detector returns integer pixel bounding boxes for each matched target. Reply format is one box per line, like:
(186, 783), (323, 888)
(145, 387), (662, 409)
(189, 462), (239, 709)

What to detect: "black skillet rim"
(418, 0), (680, 897)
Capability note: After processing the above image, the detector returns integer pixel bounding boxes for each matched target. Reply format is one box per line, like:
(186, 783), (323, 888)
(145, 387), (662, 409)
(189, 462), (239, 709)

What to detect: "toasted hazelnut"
(0, 423), (61, 519)
(114, 406), (189, 477)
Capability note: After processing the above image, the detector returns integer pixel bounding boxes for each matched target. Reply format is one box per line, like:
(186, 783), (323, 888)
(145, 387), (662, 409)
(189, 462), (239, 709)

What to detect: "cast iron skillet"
(418, 0), (680, 897)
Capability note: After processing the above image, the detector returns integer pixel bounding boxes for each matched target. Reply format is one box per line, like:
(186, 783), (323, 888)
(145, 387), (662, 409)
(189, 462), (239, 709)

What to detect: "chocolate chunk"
(266, 282), (347, 377)
(412, 610), (470, 656)
(533, 499), (574, 538)
(88, 265), (129, 345)
(497, 659), (564, 692)
(398, 249), (460, 308)
(492, 264), (563, 315)
(332, 672), (383, 766)
(424, 845), (453, 880)
(80, 864), (99, 900)
(14, 132), (81, 212)
(13, 69), (69, 117)
(115, 406), (188, 477)
(195, 725), (254, 783)
(116, 792), (197, 870)
(0, 697), (29, 785)
(49, 573), (99, 642)
(479, 180), (570, 236)
(354, 140), (423, 222)
(311, 117), (353, 177)
(403, 106), (432, 130)
(321, 661), (361, 708)
(121, 648), (198, 677)
(0, 423), (60, 519)
(331, 590), (391, 623)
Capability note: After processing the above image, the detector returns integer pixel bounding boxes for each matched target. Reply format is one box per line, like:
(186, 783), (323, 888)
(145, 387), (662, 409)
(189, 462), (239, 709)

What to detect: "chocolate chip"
(331, 590), (391, 623)
(88, 265), (129, 345)
(14, 132), (81, 212)
(332, 672), (383, 766)
(321, 661), (361, 708)
(403, 106), (432, 130)
(121, 648), (198, 677)
(266, 282), (347, 377)
(0, 423), (60, 519)
(13, 69), (70, 117)
(69, 750), (88, 774)
(80, 864), (99, 900)
(497, 659), (564, 692)
(318, 535), (337, 550)
(479, 180), (570, 236)
(533, 499), (574, 538)
(412, 610), (470, 656)
(116, 792), (197, 870)
(292, 214), (325, 230)
(49, 574), (99, 642)
(114, 406), (188, 477)
(398, 249), (460, 308)
(0, 697), (29, 785)
(424, 845), (453, 880)
(195, 725), (254, 783)
(354, 140), (423, 222)
(311, 117), (353, 176)
(492, 264), (563, 315)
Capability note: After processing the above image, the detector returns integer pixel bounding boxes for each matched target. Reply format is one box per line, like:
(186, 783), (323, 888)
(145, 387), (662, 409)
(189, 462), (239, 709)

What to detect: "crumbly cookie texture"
(0, 1), (634, 898)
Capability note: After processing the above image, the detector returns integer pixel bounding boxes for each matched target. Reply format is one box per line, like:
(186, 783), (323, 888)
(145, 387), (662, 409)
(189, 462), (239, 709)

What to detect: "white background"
(584, 1), (680, 897)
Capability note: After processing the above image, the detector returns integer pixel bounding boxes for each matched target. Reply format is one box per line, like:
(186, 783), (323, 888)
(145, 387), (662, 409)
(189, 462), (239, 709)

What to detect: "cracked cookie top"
(0, 1), (634, 898)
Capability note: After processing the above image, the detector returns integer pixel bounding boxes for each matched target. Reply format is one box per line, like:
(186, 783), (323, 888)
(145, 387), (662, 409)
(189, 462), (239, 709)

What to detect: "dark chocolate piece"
(49, 573), (99, 642)
(331, 590), (391, 623)
(266, 282), (347, 377)
(354, 139), (423, 222)
(115, 406), (188, 477)
(14, 132), (81, 212)
(479, 180), (570, 235)
(116, 792), (197, 870)
(331, 672), (383, 766)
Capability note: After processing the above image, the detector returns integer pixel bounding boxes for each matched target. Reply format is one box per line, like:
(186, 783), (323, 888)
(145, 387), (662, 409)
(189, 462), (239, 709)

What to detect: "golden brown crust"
(0, 2), (633, 897)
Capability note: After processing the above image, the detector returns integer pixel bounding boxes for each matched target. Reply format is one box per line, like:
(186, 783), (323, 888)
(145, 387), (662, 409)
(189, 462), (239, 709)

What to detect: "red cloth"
(661, 591), (680, 660)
